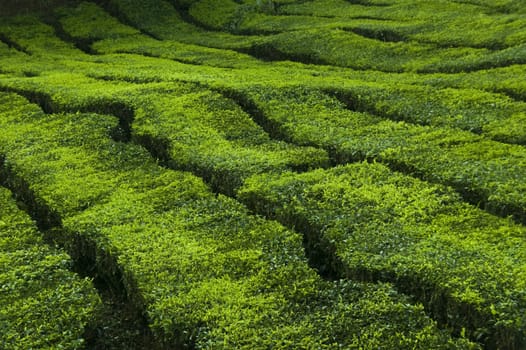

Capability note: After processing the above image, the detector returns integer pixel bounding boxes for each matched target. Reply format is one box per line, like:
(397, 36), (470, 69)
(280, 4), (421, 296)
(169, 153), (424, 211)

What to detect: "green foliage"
(55, 2), (260, 68)
(0, 15), (83, 56)
(0, 73), (328, 195)
(246, 28), (487, 72)
(0, 92), (474, 348)
(131, 88), (329, 194)
(239, 162), (526, 348)
(0, 186), (101, 349)
(1, 1), (526, 348)
(188, 0), (241, 30)
(0, 0), (70, 15)
(55, 2), (141, 41)
(107, 0), (259, 49)
(243, 86), (526, 222)
(338, 84), (526, 142)
(279, 0), (526, 49)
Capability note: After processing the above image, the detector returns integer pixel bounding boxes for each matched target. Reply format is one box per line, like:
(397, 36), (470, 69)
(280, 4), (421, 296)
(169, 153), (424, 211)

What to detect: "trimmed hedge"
(0, 185), (101, 349)
(242, 86), (526, 223)
(0, 14), (83, 57)
(0, 72), (329, 195)
(279, 0), (526, 49)
(0, 41), (25, 58)
(187, 0), (242, 31)
(272, 0), (526, 72)
(11, 73), (524, 222)
(130, 88), (329, 195)
(0, 2), (525, 348)
(244, 28), (486, 72)
(336, 83), (526, 145)
(239, 162), (526, 349)
(55, 2), (260, 68)
(55, 1), (140, 41)
(405, 65), (526, 103)
(106, 0), (259, 49)
(0, 91), (476, 348)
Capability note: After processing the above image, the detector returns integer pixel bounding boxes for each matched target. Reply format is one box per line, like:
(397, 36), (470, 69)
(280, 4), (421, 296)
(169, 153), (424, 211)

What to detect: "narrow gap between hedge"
(0, 33), (31, 55)
(41, 12), (97, 55)
(90, 0), (164, 41)
(0, 90), (162, 350)
(4, 84), (490, 348)
(0, 156), (159, 350)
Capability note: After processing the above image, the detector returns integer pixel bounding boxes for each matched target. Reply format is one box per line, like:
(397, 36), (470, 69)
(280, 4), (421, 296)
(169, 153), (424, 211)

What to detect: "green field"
(0, 0), (525, 349)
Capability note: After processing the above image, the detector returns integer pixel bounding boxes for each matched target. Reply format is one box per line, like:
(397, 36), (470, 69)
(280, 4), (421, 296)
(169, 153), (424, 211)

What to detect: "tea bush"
(106, 0), (258, 49)
(0, 91), (476, 348)
(0, 185), (101, 349)
(0, 15), (83, 56)
(243, 86), (526, 222)
(56, 2), (260, 68)
(239, 162), (526, 349)
(1, 1), (525, 348)
(0, 72), (329, 195)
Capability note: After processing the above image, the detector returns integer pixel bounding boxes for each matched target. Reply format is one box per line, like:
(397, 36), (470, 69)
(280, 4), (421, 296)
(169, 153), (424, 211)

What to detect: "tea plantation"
(0, 0), (525, 349)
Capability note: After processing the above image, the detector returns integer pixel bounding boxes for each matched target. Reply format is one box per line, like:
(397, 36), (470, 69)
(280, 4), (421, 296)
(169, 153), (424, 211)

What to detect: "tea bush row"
(336, 83), (526, 145)
(0, 91), (476, 348)
(0, 32), (524, 221)
(9, 5), (525, 135)
(105, 0), (258, 49)
(238, 162), (526, 349)
(50, 3), (526, 145)
(245, 27), (487, 73)
(408, 66), (526, 103)
(9, 10), (524, 148)
(55, 2), (261, 69)
(0, 14), (84, 57)
(101, 0), (495, 73)
(242, 86), (526, 223)
(0, 72), (329, 195)
(130, 88), (328, 195)
(0, 185), (100, 349)
(185, 0), (526, 72)
(2, 71), (524, 224)
(278, 0), (526, 49)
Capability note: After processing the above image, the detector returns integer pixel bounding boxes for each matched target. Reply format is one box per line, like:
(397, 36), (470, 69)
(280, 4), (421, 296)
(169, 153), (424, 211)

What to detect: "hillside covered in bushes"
(1, 0), (525, 349)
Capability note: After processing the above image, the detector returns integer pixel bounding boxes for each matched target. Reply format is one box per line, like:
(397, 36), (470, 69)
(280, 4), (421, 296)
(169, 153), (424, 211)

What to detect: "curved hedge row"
(335, 84), (526, 145)
(180, 0), (526, 72)
(104, 0), (258, 49)
(0, 185), (101, 349)
(0, 14), (83, 57)
(1, 1), (525, 348)
(54, 2), (260, 68)
(0, 72), (329, 195)
(47, 3), (526, 145)
(241, 86), (526, 223)
(239, 162), (526, 349)
(0, 91), (475, 348)
(130, 88), (328, 195)
(278, 0), (526, 49)
(3, 60), (524, 222)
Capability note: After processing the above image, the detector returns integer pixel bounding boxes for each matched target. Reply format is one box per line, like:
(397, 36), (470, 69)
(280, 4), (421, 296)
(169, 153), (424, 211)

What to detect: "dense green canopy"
(1, 0), (525, 348)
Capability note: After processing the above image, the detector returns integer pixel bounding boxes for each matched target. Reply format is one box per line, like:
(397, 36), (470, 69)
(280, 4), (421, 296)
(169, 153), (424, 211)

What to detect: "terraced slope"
(0, 0), (525, 349)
